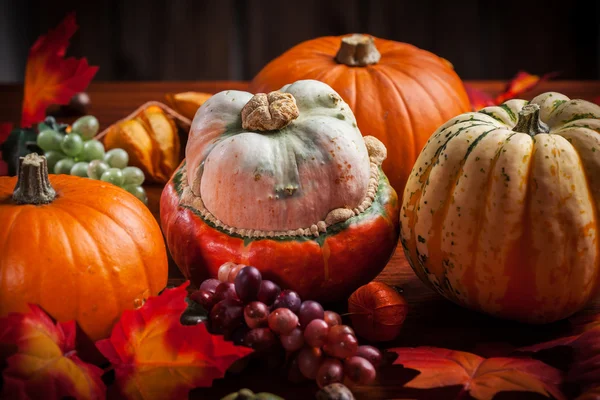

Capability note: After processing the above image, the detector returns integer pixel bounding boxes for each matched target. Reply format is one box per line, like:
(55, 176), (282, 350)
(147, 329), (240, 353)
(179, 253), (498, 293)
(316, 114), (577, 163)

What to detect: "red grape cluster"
(190, 262), (381, 388)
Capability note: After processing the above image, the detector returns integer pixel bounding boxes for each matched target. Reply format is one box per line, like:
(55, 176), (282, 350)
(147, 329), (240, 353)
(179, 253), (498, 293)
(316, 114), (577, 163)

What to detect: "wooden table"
(1, 81), (599, 399)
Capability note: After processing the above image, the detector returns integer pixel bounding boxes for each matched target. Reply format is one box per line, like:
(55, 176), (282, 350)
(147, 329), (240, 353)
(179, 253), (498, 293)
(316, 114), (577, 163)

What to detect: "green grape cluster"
(36, 115), (148, 204)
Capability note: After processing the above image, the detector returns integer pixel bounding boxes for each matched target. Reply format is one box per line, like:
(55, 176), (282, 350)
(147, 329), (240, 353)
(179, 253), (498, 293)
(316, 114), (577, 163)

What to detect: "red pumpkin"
(161, 80), (400, 301)
(250, 34), (471, 192)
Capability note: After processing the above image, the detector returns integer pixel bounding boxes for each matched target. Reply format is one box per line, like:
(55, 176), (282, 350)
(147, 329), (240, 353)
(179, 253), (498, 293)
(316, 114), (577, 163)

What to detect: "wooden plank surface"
(1, 81), (599, 399)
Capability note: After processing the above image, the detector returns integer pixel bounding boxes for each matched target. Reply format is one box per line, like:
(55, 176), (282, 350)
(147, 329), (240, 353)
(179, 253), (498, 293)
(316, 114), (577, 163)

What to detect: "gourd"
(161, 80), (400, 301)
(0, 153), (169, 342)
(250, 34), (471, 192)
(400, 92), (600, 323)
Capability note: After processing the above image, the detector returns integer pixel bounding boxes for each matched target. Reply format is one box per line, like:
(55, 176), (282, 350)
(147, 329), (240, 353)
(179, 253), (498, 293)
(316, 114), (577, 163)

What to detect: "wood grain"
(1, 81), (599, 399)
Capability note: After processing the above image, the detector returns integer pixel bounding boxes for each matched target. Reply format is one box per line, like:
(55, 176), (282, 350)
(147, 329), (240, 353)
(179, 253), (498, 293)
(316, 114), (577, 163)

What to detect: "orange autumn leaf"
(21, 13), (98, 128)
(96, 282), (253, 400)
(391, 346), (565, 400)
(0, 305), (106, 400)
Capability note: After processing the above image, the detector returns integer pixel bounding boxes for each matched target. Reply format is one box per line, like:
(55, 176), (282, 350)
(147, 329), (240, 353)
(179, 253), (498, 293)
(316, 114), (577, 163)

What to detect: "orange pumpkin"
(161, 80), (400, 301)
(250, 34), (471, 192)
(0, 153), (168, 343)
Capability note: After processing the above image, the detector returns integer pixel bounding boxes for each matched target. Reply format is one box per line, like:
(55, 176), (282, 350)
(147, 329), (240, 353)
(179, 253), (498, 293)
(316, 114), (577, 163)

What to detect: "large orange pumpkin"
(0, 154), (168, 342)
(161, 80), (400, 302)
(250, 34), (472, 192)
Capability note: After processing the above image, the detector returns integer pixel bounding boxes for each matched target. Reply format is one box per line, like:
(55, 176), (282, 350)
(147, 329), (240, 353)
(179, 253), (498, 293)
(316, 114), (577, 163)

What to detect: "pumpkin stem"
(12, 153), (56, 205)
(241, 91), (299, 131)
(335, 34), (381, 67)
(513, 104), (549, 136)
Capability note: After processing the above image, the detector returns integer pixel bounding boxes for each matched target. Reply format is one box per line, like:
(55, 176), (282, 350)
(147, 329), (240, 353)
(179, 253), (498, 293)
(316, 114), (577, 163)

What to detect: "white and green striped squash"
(400, 92), (600, 323)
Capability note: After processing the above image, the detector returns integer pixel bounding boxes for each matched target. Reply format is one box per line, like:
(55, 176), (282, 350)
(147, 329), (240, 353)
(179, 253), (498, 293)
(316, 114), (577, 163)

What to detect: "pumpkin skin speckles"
(401, 92), (600, 324)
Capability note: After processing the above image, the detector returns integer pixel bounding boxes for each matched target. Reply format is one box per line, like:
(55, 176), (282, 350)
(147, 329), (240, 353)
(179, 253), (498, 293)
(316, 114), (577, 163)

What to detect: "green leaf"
(0, 128), (40, 176)
(37, 116), (69, 134)
(180, 297), (209, 326)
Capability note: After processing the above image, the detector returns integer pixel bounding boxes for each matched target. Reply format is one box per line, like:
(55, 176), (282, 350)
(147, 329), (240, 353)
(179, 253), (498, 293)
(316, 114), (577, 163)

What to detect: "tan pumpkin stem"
(335, 34), (381, 67)
(241, 91), (300, 131)
(12, 153), (56, 205)
(513, 104), (549, 136)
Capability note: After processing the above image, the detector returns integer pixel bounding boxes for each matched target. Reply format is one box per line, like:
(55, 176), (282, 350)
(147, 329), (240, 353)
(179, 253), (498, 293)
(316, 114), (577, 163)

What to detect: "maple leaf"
(0, 305), (106, 400)
(21, 12), (98, 128)
(576, 385), (600, 400)
(96, 282), (253, 400)
(0, 123), (12, 176)
(391, 346), (565, 400)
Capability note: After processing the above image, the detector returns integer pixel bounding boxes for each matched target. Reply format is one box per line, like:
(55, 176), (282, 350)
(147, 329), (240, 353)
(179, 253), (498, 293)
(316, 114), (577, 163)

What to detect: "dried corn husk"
(165, 91), (213, 120)
(96, 102), (190, 183)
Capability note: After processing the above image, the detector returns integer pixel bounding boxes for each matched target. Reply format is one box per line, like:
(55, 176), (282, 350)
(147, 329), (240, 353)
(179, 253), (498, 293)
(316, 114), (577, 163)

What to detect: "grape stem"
(12, 153), (56, 205)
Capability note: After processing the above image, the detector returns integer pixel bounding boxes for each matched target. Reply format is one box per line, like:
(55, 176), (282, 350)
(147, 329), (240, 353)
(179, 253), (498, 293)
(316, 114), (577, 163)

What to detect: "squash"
(400, 92), (600, 323)
(250, 34), (471, 192)
(0, 153), (168, 342)
(161, 80), (400, 302)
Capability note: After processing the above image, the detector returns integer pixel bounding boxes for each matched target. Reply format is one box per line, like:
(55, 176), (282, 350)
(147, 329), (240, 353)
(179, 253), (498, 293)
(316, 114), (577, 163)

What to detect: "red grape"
(244, 301), (269, 329)
(280, 327), (305, 352)
(189, 289), (215, 311)
(218, 262), (237, 282)
(214, 282), (238, 303)
(304, 319), (329, 348)
(324, 332), (358, 359)
(228, 263), (244, 283)
(209, 299), (244, 332)
(268, 308), (298, 335)
(344, 356), (376, 385)
(324, 311), (342, 327)
(235, 266), (262, 303)
(288, 355), (308, 383)
(316, 358), (344, 388)
(298, 300), (324, 327)
(199, 278), (221, 293)
(297, 347), (324, 379)
(257, 280), (281, 305)
(244, 328), (278, 352)
(356, 345), (383, 368)
(273, 290), (301, 314)
(328, 324), (355, 338)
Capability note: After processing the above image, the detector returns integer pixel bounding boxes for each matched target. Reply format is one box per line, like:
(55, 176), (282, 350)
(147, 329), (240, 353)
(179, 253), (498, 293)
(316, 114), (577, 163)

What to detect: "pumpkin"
(160, 79), (400, 302)
(250, 34), (471, 192)
(0, 153), (168, 342)
(400, 92), (600, 323)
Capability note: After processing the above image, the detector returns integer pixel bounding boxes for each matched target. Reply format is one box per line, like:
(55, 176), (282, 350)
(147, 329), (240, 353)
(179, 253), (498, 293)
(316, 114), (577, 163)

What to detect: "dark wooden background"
(1, 0), (599, 83)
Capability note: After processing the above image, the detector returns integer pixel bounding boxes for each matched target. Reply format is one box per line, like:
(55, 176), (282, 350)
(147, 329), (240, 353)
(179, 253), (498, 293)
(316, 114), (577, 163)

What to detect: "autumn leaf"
(464, 85), (496, 111)
(96, 282), (253, 400)
(391, 346), (565, 400)
(576, 385), (600, 400)
(0, 305), (106, 400)
(21, 12), (98, 128)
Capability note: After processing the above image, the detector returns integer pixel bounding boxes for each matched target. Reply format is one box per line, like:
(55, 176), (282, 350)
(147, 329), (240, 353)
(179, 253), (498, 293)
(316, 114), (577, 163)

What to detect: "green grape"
(54, 158), (75, 174)
(37, 129), (63, 151)
(44, 150), (67, 173)
(72, 115), (99, 140)
(124, 184), (148, 204)
(104, 148), (129, 168)
(122, 166), (145, 186)
(81, 140), (105, 161)
(101, 168), (124, 186)
(70, 161), (89, 177)
(61, 134), (84, 157)
(87, 160), (110, 179)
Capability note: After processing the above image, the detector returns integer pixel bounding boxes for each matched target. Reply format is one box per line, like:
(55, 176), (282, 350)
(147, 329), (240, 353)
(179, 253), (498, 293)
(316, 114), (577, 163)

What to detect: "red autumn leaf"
(0, 305), (106, 400)
(464, 84), (496, 111)
(577, 385), (600, 400)
(391, 346), (565, 400)
(21, 12), (98, 128)
(0, 122), (12, 176)
(520, 325), (600, 391)
(494, 71), (558, 104)
(96, 282), (253, 400)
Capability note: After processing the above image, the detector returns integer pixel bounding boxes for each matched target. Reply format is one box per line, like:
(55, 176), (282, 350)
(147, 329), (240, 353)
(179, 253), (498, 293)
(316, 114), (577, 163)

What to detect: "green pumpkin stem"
(513, 104), (550, 136)
(12, 153), (56, 205)
(335, 34), (381, 67)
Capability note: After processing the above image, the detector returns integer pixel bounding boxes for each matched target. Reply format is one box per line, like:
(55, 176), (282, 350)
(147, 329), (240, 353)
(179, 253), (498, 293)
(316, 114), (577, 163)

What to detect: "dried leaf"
(0, 305), (106, 400)
(494, 71), (558, 104)
(96, 282), (253, 400)
(165, 91), (213, 120)
(520, 325), (600, 391)
(21, 12), (98, 128)
(391, 346), (565, 400)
